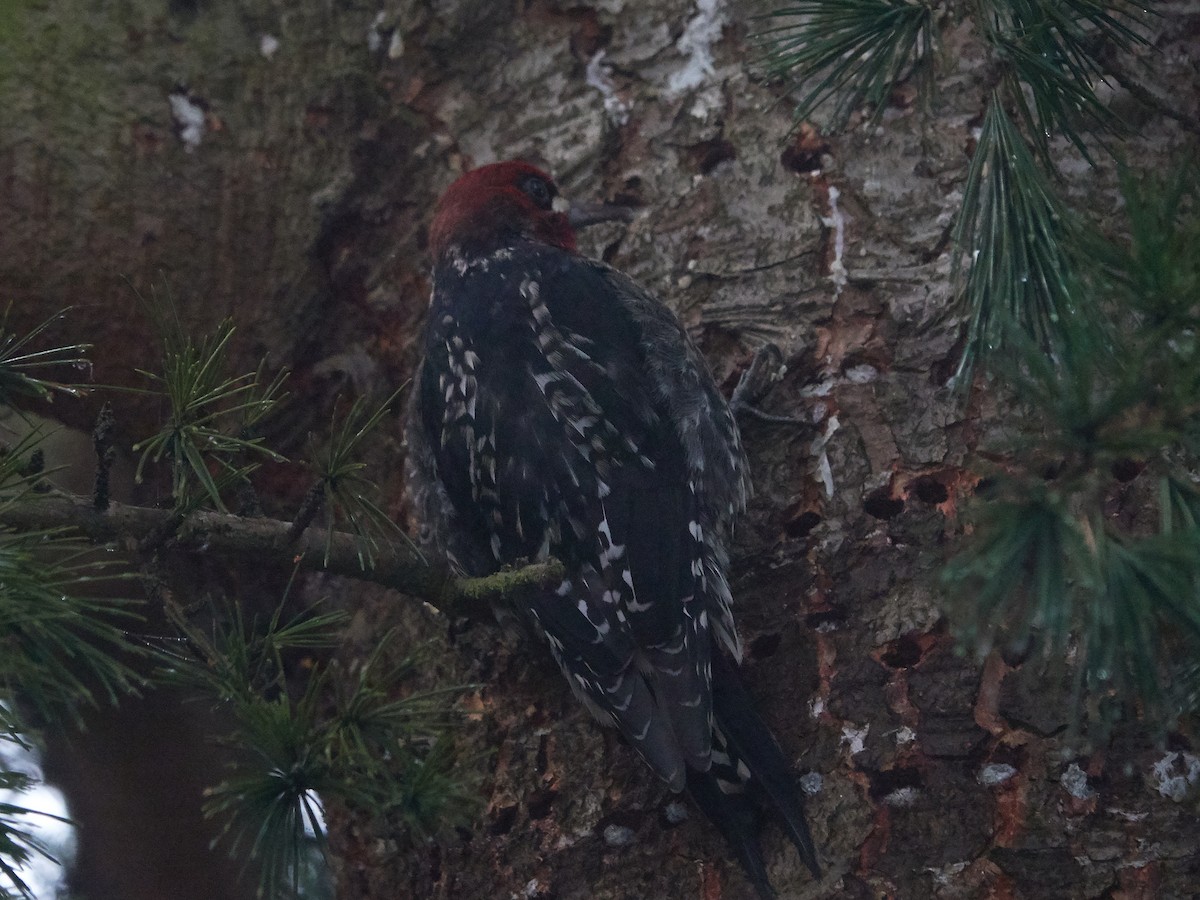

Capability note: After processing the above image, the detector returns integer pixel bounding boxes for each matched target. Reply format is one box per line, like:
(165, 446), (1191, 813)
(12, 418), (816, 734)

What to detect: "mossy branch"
(0, 491), (563, 618)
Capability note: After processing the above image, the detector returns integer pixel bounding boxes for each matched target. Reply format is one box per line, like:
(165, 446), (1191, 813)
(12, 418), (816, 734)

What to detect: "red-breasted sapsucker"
(406, 161), (820, 896)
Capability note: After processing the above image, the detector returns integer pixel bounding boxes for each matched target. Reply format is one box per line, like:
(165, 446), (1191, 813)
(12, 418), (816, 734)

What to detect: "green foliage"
(133, 319), (288, 511)
(0, 529), (142, 727)
(0, 440), (144, 726)
(0, 308), (90, 404)
(0, 446), (141, 897)
(307, 389), (413, 568)
(949, 490), (1200, 730)
(0, 765), (68, 900)
(943, 488), (1079, 647)
(158, 594), (477, 899)
(758, 0), (935, 128)
(1094, 165), (1200, 324)
(0, 288), (460, 897)
(954, 99), (1082, 373)
(0, 312), (139, 898)
(981, 0), (1146, 164)
(953, 2), (1146, 374)
(760, 0), (1150, 373)
(763, 0), (1200, 732)
(944, 164), (1200, 732)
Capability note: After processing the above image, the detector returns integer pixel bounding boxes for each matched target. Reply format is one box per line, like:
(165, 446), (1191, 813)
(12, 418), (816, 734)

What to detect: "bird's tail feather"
(705, 650), (822, 880)
(685, 767), (776, 900)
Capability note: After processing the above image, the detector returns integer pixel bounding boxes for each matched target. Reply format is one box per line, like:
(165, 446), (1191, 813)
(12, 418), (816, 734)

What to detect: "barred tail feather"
(685, 768), (776, 900)
(709, 650), (821, 880)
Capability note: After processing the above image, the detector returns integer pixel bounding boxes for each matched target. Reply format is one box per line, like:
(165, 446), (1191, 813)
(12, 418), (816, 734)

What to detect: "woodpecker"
(406, 161), (820, 896)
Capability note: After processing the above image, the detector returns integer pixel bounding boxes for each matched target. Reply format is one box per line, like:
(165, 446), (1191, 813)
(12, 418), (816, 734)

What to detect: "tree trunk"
(3, 1), (1198, 898)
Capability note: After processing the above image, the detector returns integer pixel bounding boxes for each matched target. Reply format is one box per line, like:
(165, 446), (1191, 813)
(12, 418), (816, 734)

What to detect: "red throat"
(428, 161), (578, 260)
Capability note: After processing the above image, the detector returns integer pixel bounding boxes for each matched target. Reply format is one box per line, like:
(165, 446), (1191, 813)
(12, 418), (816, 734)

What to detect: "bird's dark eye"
(520, 175), (555, 210)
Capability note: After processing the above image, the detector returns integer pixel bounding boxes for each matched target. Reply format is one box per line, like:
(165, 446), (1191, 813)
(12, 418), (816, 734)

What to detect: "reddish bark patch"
(1112, 860), (1162, 899)
(974, 651), (1010, 736)
(991, 772), (1028, 847)
(700, 860), (722, 900)
(883, 671), (921, 726)
(781, 122), (830, 174)
(858, 803), (892, 871)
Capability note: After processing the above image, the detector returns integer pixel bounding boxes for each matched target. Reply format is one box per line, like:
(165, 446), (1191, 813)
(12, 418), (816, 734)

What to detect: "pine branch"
(305, 388), (410, 568)
(952, 96), (1082, 379)
(0, 307), (91, 403)
(757, 0), (935, 127)
(0, 770), (67, 900)
(131, 318), (288, 511)
(0, 491), (563, 618)
(943, 161), (1200, 732)
(758, 0), (1162, 379)
(983, 0), (1148, 164)
(156, 599), (479, 899)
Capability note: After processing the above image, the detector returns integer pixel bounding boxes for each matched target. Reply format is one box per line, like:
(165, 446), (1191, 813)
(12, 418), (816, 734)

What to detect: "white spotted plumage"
(407, 162), (819, 894)
(409, 242), (741, 787)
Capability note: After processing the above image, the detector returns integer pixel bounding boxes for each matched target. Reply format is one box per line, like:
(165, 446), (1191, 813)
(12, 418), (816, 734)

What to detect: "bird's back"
(406, 235), (819, 896)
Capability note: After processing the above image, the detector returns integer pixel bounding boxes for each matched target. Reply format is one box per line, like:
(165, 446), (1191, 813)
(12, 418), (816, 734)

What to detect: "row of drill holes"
(789, 476), (950, 537)
(864, 476), (950, 520)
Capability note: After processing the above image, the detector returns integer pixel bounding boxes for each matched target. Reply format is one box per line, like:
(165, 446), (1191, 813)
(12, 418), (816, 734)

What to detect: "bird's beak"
(558, 197), (635, 230)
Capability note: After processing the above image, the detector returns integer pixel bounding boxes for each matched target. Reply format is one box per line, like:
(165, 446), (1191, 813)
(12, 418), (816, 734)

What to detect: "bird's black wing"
(410, 244), (730, 783)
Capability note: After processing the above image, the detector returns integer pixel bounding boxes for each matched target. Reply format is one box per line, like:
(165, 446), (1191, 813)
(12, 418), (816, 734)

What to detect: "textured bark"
(3, 1), (1200, 899)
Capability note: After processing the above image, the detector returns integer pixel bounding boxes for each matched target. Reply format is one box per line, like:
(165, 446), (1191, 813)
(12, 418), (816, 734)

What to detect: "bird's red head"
(428, 161), (577, 261)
